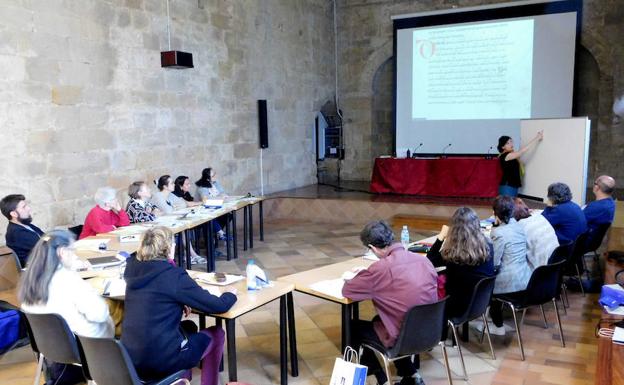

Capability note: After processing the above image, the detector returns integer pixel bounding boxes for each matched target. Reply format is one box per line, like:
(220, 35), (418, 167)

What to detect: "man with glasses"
(0, 194), (44, 267)
(584, 175), (616, 232)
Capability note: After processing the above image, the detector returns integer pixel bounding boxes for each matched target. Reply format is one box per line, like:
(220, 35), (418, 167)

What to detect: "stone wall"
(336, 0), (624, 184)
(0, 0), (335, 236)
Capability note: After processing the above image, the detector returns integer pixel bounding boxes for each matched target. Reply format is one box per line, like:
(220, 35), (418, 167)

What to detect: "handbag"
(329, 346), (368, 385)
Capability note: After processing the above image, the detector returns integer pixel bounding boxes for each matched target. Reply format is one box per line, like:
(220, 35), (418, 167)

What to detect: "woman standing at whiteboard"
(497, 131), (543, 197)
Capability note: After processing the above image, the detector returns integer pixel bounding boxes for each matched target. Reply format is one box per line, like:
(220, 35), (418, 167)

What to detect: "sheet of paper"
(613, 327), (624, 343)
(195, 273), (245, 286)
(310, 279), (345, 299)
(362, 250), (379, 261)
(103, 278), (126, 297)
(604, 305), (624, 316)
(203, 286), (222, 296)
(74, 238), (110, 251)
(108, 225), (148, 235)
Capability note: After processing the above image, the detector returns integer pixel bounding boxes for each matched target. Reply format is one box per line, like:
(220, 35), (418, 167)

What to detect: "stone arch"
(371, 57), (394, 158)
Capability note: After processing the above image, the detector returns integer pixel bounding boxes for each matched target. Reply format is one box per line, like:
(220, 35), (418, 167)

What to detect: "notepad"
(102, 278), (126, 297)
(310, 279), (345, 299)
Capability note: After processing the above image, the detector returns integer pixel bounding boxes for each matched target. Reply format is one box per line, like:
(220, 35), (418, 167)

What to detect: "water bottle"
(401, 225), (410, 248)
(246, 259), (257, 290)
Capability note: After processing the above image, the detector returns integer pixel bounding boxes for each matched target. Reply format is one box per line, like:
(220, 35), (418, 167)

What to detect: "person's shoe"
(191, 255), (207, 264)
(475, 321), (506, 336)
(218, 233), (233, 241)
(214, 250), (224, 258)
(395, 372), (425, 385)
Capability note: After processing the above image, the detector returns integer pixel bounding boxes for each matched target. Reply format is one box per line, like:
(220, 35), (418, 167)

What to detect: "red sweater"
(342, 243), (438, 347)
(79, 205), (130, 239)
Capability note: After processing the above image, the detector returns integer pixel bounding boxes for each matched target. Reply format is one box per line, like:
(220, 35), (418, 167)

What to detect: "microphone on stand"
(413, 143), (423, 157)
(441, 143), (452, 158)
(486, 146), (494, 159)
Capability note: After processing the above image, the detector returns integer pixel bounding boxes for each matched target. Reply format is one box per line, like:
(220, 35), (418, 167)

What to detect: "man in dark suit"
(1, 194), (44, 267)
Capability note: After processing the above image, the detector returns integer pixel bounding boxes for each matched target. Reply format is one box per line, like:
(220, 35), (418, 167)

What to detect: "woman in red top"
(79, 187), (130, 239)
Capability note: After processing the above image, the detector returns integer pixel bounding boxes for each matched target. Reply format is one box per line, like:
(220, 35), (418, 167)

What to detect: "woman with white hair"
(79, 186), (130, 239)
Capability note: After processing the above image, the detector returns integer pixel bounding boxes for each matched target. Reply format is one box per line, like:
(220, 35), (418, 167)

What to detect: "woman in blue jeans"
(497, 131), (543, 196)
(121, 227), (237, 385)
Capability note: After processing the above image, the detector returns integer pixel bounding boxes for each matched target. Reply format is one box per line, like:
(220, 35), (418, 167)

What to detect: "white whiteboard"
(519, 117), (590, 205)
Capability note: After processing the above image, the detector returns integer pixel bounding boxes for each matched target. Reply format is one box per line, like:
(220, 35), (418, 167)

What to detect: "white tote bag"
(329, 347), (368, 385)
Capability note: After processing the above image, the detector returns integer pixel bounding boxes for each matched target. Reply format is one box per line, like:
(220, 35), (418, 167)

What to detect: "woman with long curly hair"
(427, 207), (495, 329)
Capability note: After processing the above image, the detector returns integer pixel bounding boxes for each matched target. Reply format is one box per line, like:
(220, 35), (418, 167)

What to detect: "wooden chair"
(0, 246), (21, 291)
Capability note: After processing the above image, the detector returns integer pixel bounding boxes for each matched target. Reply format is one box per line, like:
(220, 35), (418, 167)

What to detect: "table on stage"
(278, 236), (441, 351)
(370, 157), (502, 198)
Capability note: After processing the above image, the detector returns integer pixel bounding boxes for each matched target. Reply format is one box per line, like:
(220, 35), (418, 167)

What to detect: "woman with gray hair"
(541, 182), (587, 244)
(20, 230), (114, 384)
(79, 186), (130, 239)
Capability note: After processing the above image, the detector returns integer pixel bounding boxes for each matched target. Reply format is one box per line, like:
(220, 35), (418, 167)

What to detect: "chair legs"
(481, 314), (496, 360)
(552, 298), (566, 347)
(360, 343), (454, 385)
(448, 322), (468, 381)
(539, 305), (548, 329)
(508, 304), (525, 361)
(574, 265), (586, 296)
(33, 354), (44, 385)
(438, 341), (454, 385)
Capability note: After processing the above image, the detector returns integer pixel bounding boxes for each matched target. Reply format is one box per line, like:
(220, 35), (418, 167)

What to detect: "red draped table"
(370, 157), (502, 198)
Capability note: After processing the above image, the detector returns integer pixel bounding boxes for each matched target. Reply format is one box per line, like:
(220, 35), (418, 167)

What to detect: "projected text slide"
(412, 20), (534, 120)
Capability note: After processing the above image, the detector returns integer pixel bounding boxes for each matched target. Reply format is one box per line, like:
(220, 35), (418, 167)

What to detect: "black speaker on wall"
(258, 100), (268, 149)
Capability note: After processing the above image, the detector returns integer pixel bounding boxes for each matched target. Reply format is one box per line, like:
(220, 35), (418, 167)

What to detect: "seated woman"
(195, 167), (226, 201)
(513, 198), (559, 270)
(542, 182), (588, 244)
(195, 168), (229, 240)
(486, 195), (531, 336)
(126, 181), (161, 223)
(150, 175), (187, 214)
(172, 175), (202, 208)
(151, 175), (206, 265)
(20, 230), (114, 385)
(80, 187), (130, 239)
(426, 207), (494, 339)
(121, 227), (237, 385)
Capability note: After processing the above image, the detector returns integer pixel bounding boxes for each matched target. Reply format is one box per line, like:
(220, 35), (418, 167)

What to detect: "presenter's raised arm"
(504, 131), (543, 161)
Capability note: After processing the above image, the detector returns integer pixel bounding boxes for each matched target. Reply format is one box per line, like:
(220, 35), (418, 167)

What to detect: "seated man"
(342, 220), (438, 385)
(80, 187), (130, 239)
(0, 194), (44, 266)
(584, 175), (616, 233)
(542, 182), (587, 244)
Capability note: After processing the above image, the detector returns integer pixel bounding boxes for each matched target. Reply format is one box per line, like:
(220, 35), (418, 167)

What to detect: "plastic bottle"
(246, 259), (257, 290)
(401, 225), (410, 248)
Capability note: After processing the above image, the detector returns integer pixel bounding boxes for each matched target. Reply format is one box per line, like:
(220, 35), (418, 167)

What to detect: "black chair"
(76, 334), (190, 385)
(565, 232), (589, 296)
(68, 225), (83, 239)
(359, 298), (453, 385)
(447, 276), (497, 381)
(23, 312), (88, 385)
(492, 260), (566, 361)
(584, 222), (611, 265)
(547, 240), (575, 312)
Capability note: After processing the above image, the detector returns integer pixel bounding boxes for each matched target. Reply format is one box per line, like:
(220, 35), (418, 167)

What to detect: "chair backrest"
(547, 241), (575, 265)
(585, 222), (611, 253)
(23, 312), (82, 365)
(453, 276), (497, 324)
(68, 225), (83, 239)
(76, 334), (140, 385)
(523, 260), (566, 307)
(389, 297), (447, 358)
(566, 232), (589, 272)
(0, 246), (21, 291)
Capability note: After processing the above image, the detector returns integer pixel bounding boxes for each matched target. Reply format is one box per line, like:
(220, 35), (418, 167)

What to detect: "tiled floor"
(0, 219), (601, 385)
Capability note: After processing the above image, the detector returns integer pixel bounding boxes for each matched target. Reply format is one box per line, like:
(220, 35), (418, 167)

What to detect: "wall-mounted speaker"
(258, 100), (268, 149)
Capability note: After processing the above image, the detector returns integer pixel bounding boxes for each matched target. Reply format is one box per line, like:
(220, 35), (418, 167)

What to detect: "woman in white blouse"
(19, 230), (114, 384)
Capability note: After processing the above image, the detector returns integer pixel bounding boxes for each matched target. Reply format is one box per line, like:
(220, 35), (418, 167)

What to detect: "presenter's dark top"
(542, 201), (588, 244)
(584, 197), (615, 233)
(498, 152), (521, 187)
(5, 222), (44, 267)
(121, 257), (237, 381)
